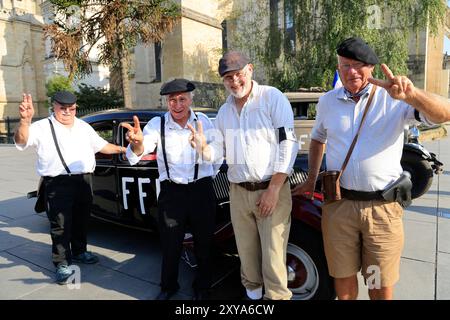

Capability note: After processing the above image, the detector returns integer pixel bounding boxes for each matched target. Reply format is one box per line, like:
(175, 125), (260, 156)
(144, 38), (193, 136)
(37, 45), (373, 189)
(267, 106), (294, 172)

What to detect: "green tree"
(75, 83), (124, 110)
(229, 0), (446, 91)
(44, 0), (180, 108)
(45, 74), (74, 98)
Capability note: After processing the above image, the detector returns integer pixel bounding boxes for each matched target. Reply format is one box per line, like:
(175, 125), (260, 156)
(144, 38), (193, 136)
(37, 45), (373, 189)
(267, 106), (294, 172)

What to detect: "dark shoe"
(55, 265), (75, 285)
(155, 290), (177, 300)
(192, 290), (210, 301)
(72, 251), (99, 264)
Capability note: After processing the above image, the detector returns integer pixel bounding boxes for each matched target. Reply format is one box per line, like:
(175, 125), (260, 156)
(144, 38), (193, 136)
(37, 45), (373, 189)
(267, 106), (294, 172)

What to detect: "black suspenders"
(160, 114), (199, 182)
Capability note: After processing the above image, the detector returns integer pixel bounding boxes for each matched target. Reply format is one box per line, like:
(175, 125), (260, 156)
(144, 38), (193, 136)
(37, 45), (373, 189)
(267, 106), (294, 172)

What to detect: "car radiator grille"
(288, 170), (309, 186)
(212, 170), (309, 200)
(212, 172), (230, 200)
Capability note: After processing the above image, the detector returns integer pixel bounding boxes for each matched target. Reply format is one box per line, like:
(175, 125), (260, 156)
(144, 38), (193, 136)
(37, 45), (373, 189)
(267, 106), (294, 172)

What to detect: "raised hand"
(120, 115), (143, 146)
(19, 94), (34, 123)
(368, 64), (416, 101)
(187, 120), (206, 153)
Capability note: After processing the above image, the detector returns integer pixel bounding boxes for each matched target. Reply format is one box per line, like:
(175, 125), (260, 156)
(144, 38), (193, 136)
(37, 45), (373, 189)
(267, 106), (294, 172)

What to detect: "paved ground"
(1, 130), (450, 300)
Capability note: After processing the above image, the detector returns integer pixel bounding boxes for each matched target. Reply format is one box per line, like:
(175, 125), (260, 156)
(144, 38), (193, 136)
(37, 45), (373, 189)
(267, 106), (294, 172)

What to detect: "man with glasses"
(122, 79), (220, 300)
(14, 90), (125, 284)
(190, 51), (298, 300)
(293, 37), (450, 300)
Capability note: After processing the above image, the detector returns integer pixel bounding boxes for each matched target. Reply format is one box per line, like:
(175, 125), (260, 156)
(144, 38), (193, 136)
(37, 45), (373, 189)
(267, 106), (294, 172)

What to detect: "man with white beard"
(189, 51), (298, 300)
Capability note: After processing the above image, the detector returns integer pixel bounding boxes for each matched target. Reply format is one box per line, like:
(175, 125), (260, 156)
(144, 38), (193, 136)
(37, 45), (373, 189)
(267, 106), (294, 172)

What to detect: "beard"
(226, 80), (252, 99)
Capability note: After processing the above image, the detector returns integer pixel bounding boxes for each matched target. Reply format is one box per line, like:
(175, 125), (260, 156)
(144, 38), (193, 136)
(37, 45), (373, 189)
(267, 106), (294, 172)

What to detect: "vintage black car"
(81, 108), (335, 300)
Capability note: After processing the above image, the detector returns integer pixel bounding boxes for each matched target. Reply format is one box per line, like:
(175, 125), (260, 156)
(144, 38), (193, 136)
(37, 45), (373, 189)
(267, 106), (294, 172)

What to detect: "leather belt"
(237, 180), (271, 192)
(161, 176), (212, 187)
(341, 188), (384, 201)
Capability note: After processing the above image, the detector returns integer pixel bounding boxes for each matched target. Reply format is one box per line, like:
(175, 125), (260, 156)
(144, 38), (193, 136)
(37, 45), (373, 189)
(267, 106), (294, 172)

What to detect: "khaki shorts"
(321, 199), (404, 287)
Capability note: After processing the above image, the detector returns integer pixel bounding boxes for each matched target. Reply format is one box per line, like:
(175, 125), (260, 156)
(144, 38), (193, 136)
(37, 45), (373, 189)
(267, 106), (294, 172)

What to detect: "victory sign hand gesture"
(121, 116), (143, 146)
(19, 94), (34, 123)
(187, 120), (207, 153)
(368, 64), (416, 102)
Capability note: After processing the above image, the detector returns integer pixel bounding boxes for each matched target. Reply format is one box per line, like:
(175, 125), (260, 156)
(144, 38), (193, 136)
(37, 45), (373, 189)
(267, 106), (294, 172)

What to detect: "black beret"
(160, 78), (195, 95)
(52, 90), (77, 105)
(336, 37), (379, 65)
(218, 51), (250, 77)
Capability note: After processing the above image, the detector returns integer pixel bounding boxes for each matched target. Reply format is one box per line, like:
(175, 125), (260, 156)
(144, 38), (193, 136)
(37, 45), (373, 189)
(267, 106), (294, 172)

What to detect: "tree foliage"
(230, 0), (446, 91)
(75, 83), (124, 109)
(44, 0), (181, 108)
(44, 0), (180, 77)
(45, 74), (75, 98)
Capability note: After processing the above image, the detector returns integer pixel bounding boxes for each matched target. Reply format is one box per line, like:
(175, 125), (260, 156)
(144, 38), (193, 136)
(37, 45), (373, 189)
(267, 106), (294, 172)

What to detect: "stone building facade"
(0, 0), (47, 121)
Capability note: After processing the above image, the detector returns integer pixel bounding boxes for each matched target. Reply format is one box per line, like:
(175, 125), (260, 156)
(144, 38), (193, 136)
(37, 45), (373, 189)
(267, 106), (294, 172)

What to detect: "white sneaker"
(246, 287), (263, 300)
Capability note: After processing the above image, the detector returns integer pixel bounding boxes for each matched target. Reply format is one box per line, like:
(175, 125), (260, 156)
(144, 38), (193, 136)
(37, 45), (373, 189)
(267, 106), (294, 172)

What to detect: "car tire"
(287, 220), (335, 300)
(401, 150), (434, 199)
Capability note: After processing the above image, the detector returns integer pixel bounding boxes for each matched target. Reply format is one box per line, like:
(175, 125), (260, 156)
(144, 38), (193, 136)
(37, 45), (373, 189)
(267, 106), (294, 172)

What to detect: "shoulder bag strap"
(338, 85), (377, 179)
(48, 118), (71, 174)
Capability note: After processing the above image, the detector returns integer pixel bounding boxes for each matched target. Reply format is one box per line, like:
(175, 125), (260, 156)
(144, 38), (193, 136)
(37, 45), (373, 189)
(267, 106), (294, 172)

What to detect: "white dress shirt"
(126, 110), (221, 184)
(210, 81), (298, 183)
(15, 115), (108, 177)
(311, 84), (434, 191)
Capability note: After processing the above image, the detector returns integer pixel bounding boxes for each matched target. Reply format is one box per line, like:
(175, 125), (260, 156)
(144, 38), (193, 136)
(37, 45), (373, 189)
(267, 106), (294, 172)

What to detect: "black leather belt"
(237, 180), (271, 192)
(161, 176), (212, 187)
(341, 188), (384, 201)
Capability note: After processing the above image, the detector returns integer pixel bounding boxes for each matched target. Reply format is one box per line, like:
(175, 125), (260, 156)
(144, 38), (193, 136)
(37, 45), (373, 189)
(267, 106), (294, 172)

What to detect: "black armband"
(414, 109), (421, 122)
(277, 127), (287, 143)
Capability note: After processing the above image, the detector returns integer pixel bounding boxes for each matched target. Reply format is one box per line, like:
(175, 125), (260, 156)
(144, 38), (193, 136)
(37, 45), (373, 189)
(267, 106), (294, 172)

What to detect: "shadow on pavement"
(0, 195), (242, 300)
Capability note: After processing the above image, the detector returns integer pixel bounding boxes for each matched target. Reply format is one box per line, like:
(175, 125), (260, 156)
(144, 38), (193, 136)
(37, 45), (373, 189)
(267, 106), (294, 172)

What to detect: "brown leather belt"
(237, 179), (271, 192)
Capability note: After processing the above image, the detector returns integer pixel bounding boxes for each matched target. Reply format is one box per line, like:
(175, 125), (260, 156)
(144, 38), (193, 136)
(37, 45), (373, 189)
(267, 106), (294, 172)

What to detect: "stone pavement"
(1, 131), (450, 300)
(0, 144), (240, 300)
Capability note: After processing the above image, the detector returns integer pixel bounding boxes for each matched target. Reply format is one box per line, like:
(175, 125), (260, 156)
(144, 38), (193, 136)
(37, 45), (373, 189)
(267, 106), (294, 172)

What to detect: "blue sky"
(446, 1), (450, 53)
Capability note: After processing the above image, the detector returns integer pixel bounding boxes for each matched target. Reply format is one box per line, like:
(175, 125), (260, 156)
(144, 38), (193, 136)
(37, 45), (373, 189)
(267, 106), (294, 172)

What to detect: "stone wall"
(0, 1), (47, 136)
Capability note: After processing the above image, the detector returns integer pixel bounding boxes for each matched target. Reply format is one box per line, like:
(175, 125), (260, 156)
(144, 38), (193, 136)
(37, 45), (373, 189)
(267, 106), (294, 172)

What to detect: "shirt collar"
(337, 83), (373, 101)
(50, 113), (78, 128)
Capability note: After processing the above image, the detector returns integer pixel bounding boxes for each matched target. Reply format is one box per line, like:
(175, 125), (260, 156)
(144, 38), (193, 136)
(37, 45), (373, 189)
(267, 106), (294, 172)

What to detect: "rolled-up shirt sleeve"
(87, 124), (108, 153)
(270, 90), (298, 174)
(197, 114), (223, 165)
(126, 117), (159, 165)
(405, 104), (437, 127)
(310, 99), (327, 144)
(206, 118), (225, 165)
(15, 122), (38, 151)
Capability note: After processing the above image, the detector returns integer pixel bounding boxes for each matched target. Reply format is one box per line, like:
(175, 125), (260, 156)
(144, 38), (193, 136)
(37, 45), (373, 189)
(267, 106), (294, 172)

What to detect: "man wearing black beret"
(15, 90), (125, 284)
(122, 78), (221, 300)
(293, 37), (450, 300)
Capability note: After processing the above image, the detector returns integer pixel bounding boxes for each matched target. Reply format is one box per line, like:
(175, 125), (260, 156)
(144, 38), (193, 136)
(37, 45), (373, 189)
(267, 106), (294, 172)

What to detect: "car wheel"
(287, 220), (335, 300)
(401, 150), (433, 199)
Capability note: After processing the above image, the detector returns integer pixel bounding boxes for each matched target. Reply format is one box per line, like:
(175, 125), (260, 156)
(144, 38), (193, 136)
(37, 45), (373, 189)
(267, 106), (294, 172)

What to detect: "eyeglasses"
(55, 104), (76, 112)
(223, 67), (248, 83)
(338, 62), (368, 71)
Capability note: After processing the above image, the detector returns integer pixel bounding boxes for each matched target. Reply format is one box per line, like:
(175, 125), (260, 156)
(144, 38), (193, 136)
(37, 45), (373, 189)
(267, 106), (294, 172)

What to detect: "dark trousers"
(43, 174), (93, 267)
(157, 176), (216, 292)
